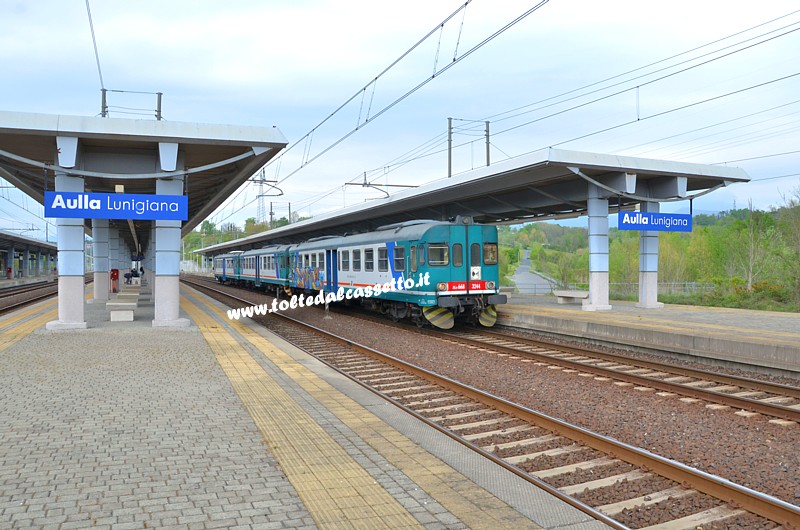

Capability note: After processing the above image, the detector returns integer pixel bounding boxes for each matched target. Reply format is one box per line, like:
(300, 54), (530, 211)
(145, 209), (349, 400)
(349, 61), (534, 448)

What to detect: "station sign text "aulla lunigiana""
(44, 191), (188, 221)
(618, 212), (692, 232)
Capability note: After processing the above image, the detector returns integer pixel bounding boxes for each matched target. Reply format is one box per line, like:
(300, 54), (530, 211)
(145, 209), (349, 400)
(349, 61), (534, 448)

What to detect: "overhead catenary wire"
(85, 0), (104, 90)
(210, 0), (549, 226)
(344, 11), (800, 194)
(216, 6), (800, 226)
(271, 0), (549, 186)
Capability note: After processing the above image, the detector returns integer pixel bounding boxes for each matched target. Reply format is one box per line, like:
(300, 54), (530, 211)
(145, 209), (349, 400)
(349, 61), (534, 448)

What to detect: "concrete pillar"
(8, 246), (15, 278)
(92, 219), (110, 302)
(46, 166), (87, 328)
(153, 175), (189, 327)
(585, 184), (612, 311)
(21, 248), (30, 277)
(109, 229), (120, 294)
(637, 202), (664, 309)
(153, 177), (189, 327)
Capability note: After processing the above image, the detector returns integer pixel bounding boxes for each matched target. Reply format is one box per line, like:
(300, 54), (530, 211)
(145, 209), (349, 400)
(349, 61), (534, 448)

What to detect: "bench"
(106, 301), (137, 321)
(552, 290), (589, 305)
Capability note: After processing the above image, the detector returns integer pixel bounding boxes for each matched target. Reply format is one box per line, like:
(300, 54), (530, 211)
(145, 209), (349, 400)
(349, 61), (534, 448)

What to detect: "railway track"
(182, 277), (800, 529)
(424, 327), (800, 424)
(0, 274), (93, 315)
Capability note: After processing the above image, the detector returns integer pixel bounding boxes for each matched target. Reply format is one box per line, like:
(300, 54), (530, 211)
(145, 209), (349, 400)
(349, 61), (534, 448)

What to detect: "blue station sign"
(618, 212), (692, 232)
(44, 191), (188, 221)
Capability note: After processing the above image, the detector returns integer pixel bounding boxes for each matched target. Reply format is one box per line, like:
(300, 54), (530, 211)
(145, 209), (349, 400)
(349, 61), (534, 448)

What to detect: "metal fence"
(505, 280), (716, 297)
(609, 282), (715, 297)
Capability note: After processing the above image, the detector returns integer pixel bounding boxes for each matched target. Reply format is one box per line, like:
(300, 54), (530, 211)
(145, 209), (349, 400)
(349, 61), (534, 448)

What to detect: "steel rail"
(481, 328), (800, 397)
(182, 278), (800, 528)
(0, 275), (93, 316)
(181, 278), (626, 529)
(443, 328), (800, 422)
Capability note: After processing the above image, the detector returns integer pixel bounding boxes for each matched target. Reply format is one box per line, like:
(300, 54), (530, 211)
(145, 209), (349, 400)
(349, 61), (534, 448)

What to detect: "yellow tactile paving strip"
(1, 290), (97, 352)
(504, 304), (800, 347)
(181, 292), (544, 530)
(0, 302), (57, 352)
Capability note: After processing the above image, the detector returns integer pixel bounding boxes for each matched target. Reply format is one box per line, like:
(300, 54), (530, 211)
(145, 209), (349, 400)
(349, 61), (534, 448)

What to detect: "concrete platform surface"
(0, 286), (609, 530)
(498, 294), (800, 376)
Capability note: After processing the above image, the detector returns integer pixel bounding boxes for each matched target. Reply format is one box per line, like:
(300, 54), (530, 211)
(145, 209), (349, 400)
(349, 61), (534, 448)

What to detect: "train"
(212, 217), (507, 329)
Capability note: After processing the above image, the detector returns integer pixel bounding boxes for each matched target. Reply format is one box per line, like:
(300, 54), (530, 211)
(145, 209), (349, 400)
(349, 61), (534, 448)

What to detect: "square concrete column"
(153, 176), (189, 327)
(637, 202), (664, 309)
(22, 249), (30, 277)
(109, 229), (120, 294)
(46, 173), (87, 330)
(585, 184), (612, 311)
(8, 246), (14, 278)
(91, 219), (110, 302)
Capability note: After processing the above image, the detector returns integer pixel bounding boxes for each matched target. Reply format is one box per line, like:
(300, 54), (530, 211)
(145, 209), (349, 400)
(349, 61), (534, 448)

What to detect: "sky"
(1, 0), (799, 240)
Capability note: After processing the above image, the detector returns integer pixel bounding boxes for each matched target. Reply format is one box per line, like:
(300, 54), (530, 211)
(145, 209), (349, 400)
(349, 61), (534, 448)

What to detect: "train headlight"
(486, 281), (495, 290)
(437, 282), (447, 291)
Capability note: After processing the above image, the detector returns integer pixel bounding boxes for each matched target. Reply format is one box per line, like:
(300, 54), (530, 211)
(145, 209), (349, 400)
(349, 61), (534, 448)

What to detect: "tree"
(270, 217), (288, 229)
(777, 183), (800, 302)
(736, 200), (777, 291)
(243, 217), (268, 236)
(220, 222), (243, 241)
(200, 220), (216, 236)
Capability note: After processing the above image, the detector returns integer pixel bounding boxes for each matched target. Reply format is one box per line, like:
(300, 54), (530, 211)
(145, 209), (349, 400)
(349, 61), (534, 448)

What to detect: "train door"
(326, 249), (338, 293)
(449, 224), (468, 288)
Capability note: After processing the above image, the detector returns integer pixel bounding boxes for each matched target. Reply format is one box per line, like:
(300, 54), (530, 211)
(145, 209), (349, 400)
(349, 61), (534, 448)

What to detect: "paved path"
(510, 250), (556, 295)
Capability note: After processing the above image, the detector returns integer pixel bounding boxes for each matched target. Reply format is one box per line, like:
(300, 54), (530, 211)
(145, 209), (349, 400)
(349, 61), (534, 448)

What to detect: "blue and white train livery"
(213, 218), (506, 329)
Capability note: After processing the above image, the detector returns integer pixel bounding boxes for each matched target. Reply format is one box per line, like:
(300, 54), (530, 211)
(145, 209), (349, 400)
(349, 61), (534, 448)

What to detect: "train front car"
(417, 218), (506, 329)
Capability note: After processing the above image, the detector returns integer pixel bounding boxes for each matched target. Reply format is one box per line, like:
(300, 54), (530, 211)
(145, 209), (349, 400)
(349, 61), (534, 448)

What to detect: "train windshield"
(428, 244), (449, 266)
(484, 243), (498, 265)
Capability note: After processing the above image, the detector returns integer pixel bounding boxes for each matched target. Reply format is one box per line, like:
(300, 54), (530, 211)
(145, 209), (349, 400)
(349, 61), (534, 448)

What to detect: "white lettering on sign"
(106, 197), (180, 216)
(619, 212), (692, 232)
(622, 212), (648, 225)
(50, 193), (101, 210)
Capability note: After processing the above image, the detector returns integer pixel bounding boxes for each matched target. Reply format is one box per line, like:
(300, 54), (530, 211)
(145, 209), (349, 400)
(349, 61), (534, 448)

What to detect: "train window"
(311, 253), (317, 268)
(428, 244), (449, 266)
(352, 249), (361, 271)
(453, 243), (463, 267)
(365, 248), (374, 272)
(378, 248), (388, 272)
(393, 247), (405, 272)
(410, 245), (417, 273)
(471, 243), (480, 267)
(483, 243), (498, 265)
(418, 244), (425, 264)
(340, 250), (350, 271)
(319, 252), (325, 271)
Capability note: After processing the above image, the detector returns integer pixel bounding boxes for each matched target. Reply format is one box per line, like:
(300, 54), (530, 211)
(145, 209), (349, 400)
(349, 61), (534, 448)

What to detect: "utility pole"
(269, 202), (274, 229)
(485, 121), (490, 166)
(447, 117), (453, 178)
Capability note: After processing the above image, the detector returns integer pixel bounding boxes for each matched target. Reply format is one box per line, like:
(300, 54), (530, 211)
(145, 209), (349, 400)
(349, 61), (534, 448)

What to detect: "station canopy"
(200, 148), (749, 254)
(0, 110), (287, 254)
(0, 228), (56, 255)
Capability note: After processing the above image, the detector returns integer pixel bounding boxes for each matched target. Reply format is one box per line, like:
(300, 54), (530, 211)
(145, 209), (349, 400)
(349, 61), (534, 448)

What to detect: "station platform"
(498, 295), (800, 377)
(0, 285), (609, 530)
